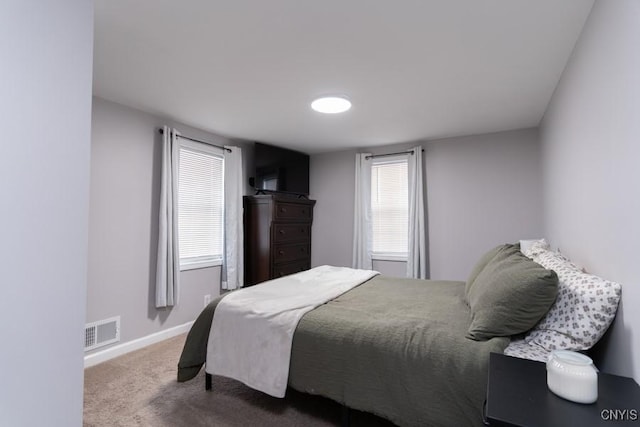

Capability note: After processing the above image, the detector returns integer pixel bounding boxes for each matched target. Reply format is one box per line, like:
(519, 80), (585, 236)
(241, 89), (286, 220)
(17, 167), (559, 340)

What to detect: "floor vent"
(85, 316), (120, 351)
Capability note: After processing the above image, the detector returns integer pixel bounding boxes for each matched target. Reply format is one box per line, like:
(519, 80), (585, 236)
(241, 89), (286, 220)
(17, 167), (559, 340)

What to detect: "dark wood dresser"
(243, 194), (316, 286)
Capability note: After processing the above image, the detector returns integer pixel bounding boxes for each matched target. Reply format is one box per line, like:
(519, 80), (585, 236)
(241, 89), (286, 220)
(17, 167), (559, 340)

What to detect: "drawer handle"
(300, 247), (305, 252)
(301, 228), (305, 233)
(279, 229), (286, 234)
(280, 207), (287, 213)
(301, 209), (306, 214)
(279, 250), (284, 255)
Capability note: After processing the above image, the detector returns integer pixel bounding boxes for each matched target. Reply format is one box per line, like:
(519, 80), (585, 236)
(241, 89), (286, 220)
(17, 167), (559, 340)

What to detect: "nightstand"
(485, 352), (640, 426)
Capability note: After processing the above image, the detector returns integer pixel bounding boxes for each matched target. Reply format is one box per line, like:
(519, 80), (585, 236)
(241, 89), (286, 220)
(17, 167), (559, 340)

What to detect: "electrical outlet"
(204, 294), (211, 307)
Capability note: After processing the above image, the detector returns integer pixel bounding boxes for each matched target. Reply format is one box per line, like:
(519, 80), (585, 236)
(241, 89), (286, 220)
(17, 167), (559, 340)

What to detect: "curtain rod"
(365, 148), (424, 160)
(158, 128), (232, 153)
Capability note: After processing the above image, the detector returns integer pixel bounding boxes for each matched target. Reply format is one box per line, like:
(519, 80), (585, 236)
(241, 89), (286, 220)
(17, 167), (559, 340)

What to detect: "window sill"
(180, 259), (222, 271)
(372, 254), (408, 262)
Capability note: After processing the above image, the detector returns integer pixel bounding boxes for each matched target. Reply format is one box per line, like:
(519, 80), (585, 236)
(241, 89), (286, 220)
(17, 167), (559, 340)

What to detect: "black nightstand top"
(485, 352), (640, 427)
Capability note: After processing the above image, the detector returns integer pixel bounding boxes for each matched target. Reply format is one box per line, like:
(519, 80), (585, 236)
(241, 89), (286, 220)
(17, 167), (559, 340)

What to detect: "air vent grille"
(84, 316), (120, 351)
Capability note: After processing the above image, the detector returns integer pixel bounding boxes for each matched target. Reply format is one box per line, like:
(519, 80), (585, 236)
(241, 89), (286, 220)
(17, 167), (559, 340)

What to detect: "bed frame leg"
(341, 405), (350, 427)
(205, 373), (212, 391)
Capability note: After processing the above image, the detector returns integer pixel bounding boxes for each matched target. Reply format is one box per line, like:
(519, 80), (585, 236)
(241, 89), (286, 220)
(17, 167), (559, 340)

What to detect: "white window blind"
(178, 143), (224, 269)
(371, 158), (408, 259)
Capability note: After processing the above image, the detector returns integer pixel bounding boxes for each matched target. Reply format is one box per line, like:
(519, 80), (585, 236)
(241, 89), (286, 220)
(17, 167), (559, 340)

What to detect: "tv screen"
(253, 142), (310, 195)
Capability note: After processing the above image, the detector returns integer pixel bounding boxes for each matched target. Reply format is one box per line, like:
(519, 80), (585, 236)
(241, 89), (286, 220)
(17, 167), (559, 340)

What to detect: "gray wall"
(310, 148), (357, 269)
(87, 97), (254, 351)
(540, 0), (639, 379)
(0, 1), (93, 425)
(426, 129), (543, 280)
(310, 128), (543, 280)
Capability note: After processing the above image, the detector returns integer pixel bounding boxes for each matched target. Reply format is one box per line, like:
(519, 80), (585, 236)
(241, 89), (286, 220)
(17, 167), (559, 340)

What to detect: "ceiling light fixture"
(311, 96), (351, 114)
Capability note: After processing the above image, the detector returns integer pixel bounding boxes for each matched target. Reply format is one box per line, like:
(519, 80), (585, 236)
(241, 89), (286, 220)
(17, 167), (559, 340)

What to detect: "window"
(371, 157), (408, 260)
(178, 141), (224, 270)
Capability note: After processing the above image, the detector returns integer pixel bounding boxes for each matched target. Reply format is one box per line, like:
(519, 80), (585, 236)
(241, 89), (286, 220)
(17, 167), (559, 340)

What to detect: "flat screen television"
(253, 142), (310, 196)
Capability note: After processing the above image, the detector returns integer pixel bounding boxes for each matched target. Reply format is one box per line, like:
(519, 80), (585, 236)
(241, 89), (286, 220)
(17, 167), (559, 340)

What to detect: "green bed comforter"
(178, 275), (509, 427)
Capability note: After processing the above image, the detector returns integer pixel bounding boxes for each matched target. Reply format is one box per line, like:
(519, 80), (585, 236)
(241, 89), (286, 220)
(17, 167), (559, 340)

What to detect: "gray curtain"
(155, 126), (180, 307)
(222, 146), (244, 290)
(407, 146), (427, 279)
(352, 153), (373, 269)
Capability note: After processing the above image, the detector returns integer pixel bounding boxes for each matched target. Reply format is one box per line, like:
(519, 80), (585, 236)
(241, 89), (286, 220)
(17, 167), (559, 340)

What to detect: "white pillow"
(520, 239), (549, 257)
(524, 249), (621, 351)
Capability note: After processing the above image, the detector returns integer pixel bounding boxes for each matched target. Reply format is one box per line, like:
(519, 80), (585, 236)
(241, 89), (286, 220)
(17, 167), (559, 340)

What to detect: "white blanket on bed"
(206, 265), (379, 398)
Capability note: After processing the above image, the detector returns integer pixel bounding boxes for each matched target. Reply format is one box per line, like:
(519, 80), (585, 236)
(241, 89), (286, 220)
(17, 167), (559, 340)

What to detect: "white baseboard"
(84, 321), (193, 368)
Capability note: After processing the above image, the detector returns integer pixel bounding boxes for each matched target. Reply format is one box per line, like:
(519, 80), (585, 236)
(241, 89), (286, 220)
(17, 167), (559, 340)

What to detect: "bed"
(177, 241), (621, 427)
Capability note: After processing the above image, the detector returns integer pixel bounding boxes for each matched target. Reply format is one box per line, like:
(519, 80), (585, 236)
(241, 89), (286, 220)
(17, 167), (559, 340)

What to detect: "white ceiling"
(93, 0), (594, 154)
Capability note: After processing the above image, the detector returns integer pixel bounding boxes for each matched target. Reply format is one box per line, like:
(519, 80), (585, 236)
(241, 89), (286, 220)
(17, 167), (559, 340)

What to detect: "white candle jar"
(546, 350), (598, 404)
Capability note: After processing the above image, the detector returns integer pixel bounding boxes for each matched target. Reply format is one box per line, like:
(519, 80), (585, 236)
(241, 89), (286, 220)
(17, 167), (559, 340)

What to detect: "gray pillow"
(465, 244), (519, 302)
(466, 250), (558, 341)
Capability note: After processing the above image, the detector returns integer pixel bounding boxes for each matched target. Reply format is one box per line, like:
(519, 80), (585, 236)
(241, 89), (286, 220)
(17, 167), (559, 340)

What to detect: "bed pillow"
(520, 238), (550, 256)
(523, 249), (622, 351)
(465, 243), (519, 301)
(466, 250), (559, 341)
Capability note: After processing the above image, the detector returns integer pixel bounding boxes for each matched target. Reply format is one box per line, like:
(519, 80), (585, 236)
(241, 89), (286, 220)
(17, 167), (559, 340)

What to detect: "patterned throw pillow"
(522, 247), (622, 351)
(503, 337), (550, 363)
(519, 238), (550, 257)
(522, 239), (551, 257)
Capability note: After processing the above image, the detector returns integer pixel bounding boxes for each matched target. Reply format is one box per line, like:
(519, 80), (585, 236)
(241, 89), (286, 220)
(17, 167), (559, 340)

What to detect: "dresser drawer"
(272, 260), (310, 278)
(273, 242), (310, 263)
(274, 201), (312, 221)
(272, 223), (311, 243)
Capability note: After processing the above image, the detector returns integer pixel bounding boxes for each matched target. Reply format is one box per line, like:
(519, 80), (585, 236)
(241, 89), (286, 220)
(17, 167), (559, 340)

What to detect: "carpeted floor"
(83, 334), (396, 426)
